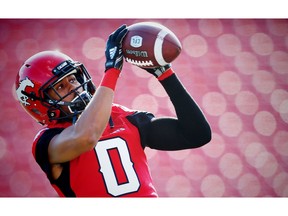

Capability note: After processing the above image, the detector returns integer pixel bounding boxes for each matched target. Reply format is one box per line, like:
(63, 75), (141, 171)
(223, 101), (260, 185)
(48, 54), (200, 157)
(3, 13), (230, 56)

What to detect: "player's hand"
(141, 64), (172, 78)
(105, 24), (128, 72)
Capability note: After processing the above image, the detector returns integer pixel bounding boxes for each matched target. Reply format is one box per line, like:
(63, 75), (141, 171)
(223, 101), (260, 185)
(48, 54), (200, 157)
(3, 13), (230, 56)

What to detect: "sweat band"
(157, 68), (174, 81)
(99, 68), (121, 91)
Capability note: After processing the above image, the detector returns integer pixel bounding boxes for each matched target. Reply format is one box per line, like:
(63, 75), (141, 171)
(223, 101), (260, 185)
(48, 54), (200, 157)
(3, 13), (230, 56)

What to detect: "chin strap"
(30, 89), (114, 127)
(50, 92), (114, 128)
(67, 91), (92, 113)
(45, 91), (92, 123)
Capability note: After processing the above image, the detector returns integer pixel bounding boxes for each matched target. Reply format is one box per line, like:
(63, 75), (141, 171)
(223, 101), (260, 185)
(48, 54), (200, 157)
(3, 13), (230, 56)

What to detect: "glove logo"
(16, 77), (35, 106)
(109, 46), (117, 59)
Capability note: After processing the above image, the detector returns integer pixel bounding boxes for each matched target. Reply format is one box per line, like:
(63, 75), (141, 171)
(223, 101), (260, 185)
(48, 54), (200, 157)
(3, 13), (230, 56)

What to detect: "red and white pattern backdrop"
(0, 19), (287, 197)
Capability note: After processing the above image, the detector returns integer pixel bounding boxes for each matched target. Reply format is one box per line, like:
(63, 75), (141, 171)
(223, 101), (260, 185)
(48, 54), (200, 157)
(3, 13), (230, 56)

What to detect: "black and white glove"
(105, 24), (128, 71)
(141, 64), (172, 78)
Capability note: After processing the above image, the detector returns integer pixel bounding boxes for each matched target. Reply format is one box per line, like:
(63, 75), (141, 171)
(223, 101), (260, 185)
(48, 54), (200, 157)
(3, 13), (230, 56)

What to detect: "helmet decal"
(16, 77), (34, 106)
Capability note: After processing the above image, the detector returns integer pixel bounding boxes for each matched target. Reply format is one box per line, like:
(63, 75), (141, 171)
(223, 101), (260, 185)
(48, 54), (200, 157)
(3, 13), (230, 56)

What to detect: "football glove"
(142, 64), (172, 78)
(105, 24), (128, 71)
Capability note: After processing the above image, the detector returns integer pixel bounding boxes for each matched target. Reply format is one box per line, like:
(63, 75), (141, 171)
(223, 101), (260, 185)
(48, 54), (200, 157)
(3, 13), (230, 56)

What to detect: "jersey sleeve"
(34, 128), (64, 182)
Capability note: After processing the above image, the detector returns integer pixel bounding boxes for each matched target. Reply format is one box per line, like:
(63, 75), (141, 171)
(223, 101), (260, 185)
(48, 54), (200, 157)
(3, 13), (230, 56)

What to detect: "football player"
(15, 24), (211, 197)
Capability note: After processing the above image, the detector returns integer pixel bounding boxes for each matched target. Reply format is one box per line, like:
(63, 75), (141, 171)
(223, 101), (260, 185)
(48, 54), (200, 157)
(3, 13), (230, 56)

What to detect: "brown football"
(122, 22), (182, 68)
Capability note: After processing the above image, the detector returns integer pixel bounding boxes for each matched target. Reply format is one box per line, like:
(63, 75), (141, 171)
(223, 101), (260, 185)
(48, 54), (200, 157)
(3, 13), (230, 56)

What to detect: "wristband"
(157, 68), (174, 81)
(99, 68), (120, 91)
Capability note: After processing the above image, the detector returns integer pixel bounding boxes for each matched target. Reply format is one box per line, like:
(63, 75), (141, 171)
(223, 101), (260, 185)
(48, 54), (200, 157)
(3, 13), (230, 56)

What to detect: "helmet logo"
(56, 61), (68, 70)
(16, 77), (35, 106)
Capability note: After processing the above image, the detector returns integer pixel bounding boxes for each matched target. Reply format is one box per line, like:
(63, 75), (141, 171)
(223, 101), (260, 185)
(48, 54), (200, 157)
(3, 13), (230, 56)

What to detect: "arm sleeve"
(34, 128), (64, 181)
(128, 72), (211, 150)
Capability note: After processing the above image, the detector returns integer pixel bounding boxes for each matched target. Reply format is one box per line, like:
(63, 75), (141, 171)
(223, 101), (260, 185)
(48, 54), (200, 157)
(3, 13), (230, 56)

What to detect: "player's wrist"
(157, 68), (174, 81)
(100, 68), (121, 91)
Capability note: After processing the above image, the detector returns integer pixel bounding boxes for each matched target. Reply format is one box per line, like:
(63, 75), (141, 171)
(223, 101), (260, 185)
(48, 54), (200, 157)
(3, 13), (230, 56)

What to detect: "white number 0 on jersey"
(95, 137), (140, 196)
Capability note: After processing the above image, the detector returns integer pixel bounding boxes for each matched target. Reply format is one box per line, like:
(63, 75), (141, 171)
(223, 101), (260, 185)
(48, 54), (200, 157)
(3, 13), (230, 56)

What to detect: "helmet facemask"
(39, 60), (96, 123)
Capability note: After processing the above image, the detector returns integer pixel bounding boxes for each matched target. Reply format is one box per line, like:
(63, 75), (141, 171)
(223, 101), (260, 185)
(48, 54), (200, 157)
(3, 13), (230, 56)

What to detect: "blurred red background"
(0, 19), (287, 197)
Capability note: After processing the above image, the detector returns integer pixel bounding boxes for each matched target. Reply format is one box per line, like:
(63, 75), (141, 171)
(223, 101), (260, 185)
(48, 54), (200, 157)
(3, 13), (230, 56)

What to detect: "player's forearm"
(48, 86), (114, 163)
(159, 70), (211, 145)
(48, 70), (119, 164)
(73, 69), (120, 148)
(75, 87), (113, 142)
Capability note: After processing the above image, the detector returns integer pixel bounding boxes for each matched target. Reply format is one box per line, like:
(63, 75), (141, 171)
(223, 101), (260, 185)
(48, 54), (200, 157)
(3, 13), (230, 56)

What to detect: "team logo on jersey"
(16, 77), (34, 106)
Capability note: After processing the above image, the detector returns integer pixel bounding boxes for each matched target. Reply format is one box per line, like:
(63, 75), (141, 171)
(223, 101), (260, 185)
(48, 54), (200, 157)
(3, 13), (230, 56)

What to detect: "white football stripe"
(154, 30), (169, 66)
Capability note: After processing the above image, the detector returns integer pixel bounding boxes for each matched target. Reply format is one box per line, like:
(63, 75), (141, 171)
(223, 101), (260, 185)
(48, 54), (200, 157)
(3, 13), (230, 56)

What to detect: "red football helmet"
(15, 50), (96, 125)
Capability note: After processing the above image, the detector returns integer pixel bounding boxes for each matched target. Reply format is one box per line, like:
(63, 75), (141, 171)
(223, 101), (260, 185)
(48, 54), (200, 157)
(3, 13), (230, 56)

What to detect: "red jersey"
(32, 104), (158, 197)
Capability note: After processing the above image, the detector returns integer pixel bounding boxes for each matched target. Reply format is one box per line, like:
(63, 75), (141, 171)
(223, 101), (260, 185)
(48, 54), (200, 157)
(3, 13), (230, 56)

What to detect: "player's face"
(48, 74), (83, 102)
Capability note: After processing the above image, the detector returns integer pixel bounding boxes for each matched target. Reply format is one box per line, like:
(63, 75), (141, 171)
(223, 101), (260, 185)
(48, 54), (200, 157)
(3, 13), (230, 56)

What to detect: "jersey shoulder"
(112, 103), (155, 132)
(111, 103), (155, 134)
(111, 103), (155, 118)
(32, 122), (70, 158)
(111, 103), (135, 115)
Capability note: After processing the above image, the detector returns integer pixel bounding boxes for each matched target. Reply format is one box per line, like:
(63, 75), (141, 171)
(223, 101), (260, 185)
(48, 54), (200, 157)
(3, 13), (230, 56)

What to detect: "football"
(122, 22), (182, 68)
